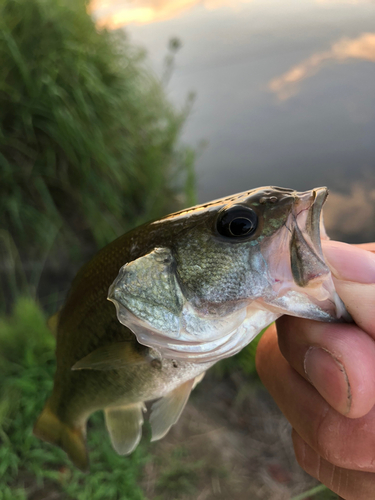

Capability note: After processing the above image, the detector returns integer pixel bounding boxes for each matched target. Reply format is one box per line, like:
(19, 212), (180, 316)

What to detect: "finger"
(355, 242), (375, 253)
(292, 430), (375, 500)
(322, 240), (375, 337)
(256, 325), (375, 473)
(323, 240), (375, 285)
(276, 316), (375, 418)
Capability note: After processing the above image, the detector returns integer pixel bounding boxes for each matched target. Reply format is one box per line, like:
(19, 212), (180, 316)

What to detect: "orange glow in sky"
(269, 33), (375, 100)
(90, 0), (253, 28)
(316, 0), (374, 4)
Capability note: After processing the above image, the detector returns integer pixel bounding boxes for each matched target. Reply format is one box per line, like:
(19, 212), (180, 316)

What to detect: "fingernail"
(322, 240), (375, 284)
(304, 347), (351, 415)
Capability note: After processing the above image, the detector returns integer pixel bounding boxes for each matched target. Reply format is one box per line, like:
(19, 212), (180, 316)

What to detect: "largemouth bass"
(34, 186), (349, 471)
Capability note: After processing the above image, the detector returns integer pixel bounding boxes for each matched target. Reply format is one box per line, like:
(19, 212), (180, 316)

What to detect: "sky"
(90, 1), (375, 241)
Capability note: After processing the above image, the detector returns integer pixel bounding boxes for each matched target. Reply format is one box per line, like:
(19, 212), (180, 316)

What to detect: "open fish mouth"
(260, 186), (350, 325)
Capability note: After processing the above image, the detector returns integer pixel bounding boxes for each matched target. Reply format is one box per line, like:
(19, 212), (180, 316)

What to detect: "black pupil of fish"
(229, 217), (253, 236)
(217, 207), (258, 238)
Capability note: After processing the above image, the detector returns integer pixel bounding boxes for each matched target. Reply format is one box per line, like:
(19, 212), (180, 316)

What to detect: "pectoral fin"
(72, 343), (149, 371)
(192, 371), (206, 389)
(150, 378), (195, 442)
(104, 403), (145, 455)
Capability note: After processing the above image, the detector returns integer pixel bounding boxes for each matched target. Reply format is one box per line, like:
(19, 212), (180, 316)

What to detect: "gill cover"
(108, 246), (256, 362)
(108, 247), (184, 336)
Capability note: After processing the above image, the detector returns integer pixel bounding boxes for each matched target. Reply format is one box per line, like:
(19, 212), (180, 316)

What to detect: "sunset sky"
(90, 0), (375, 28)
(90, 0), (254, 28)
(89, 0), (375, 215)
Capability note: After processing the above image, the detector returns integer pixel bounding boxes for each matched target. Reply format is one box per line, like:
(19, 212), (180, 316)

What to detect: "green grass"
(291, 484), (338, 500)
(0, 297), (149, 499)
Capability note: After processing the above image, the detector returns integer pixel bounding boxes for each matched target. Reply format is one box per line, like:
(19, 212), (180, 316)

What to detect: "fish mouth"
(290, 187), (329, 288)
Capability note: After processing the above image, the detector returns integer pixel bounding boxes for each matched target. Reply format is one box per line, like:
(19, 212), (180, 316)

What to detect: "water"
(93, 0), (375, 241)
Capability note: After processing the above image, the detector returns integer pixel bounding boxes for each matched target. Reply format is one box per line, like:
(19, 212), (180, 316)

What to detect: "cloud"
(90, 0), (253, 28)
(269, 32), (375, 100)
(324, 179), (375, 242)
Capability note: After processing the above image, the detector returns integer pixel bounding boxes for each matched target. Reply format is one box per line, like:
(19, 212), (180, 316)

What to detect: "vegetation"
(0, 0), (195, 266)
(155, 447), (204, 499)
(0, 0), (190, 496)
(291, 484), (338, 500)
(0, 297), (149, 499)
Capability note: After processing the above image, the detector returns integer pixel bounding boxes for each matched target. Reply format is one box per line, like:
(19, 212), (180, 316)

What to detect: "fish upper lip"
(292, 187), (328, 258)
(311, 186), (329, 211)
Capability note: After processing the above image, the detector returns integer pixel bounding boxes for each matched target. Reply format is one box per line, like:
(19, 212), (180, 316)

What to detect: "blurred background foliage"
(0, 0), (196, 496)
(0, 0), (195, 305)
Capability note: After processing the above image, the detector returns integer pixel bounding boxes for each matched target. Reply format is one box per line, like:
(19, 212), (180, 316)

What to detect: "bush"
(0, 0), (195, 260)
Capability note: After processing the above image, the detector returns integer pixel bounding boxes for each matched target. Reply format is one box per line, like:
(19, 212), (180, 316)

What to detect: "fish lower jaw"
(111, 290), (278, 364)
(131, 306), (279, 364)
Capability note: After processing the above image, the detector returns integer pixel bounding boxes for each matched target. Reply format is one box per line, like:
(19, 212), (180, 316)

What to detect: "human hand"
(256, 240), (375, 500)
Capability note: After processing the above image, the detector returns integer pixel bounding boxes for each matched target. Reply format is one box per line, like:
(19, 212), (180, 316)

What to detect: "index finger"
(322, 241), (375, 338)
(355, 243), (375, 253)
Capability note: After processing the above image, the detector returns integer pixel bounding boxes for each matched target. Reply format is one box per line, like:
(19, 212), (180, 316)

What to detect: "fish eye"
(216, 206), (258, 239)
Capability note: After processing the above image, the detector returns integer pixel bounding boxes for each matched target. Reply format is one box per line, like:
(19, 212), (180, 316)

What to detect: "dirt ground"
(142, 372), (322, 500)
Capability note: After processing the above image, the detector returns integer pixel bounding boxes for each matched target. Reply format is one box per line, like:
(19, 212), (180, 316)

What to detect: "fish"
(33, 186), (349, 471)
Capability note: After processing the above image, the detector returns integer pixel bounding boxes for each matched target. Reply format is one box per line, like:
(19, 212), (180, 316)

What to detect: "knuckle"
(314, 408), (340, 465)
(314, 410), (355, 470)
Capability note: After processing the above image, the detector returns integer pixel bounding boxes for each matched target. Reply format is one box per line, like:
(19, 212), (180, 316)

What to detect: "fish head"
(108, 186), (349, 363)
